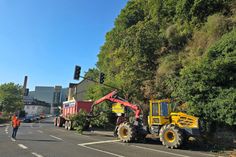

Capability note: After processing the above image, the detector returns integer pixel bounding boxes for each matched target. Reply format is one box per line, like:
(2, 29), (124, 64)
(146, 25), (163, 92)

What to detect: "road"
(0, 118), (217, 157)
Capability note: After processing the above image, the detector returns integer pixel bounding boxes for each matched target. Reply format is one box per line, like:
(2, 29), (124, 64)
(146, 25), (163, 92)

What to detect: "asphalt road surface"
(0, 118), (217, 157)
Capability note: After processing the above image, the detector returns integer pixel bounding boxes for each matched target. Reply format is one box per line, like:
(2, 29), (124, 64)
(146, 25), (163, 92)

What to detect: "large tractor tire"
(54, 117), (58, 126)
(159, 124), (183, 149)
(117, 122), (136, 143)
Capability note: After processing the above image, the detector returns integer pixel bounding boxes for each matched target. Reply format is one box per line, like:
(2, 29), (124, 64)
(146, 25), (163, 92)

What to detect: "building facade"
(23, 98), (50, 115)
(68, 79), (95, 101)
(27, 86), (68, 115)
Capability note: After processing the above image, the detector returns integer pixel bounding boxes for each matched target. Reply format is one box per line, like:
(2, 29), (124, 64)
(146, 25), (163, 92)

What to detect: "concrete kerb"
(82, 130), (114, 137)
(93, 130), (114, 136)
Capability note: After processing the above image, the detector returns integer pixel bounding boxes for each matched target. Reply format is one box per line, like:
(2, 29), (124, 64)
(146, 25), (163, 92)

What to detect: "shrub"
(0, 117), (9, 124)
(70, 110), (88, 134)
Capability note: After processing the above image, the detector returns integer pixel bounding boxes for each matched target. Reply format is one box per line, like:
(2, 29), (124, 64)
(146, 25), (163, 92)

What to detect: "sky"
(0, 0), (128, 91)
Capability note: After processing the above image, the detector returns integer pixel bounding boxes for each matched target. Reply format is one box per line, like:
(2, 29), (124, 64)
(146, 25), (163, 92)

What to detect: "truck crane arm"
(90, 90), (141, 120)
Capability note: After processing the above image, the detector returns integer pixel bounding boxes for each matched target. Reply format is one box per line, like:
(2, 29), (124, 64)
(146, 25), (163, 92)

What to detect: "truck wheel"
(68, 121), (73, 130)
(159, 124), (183, 149)
(65, 121), (68, 130)
(57, 117), (62, 127)
(117, 122), (136, 143)
(54, 117), (57, 126)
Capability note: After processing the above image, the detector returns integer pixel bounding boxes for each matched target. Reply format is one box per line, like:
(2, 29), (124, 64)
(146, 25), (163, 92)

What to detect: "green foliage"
(0, 117), (9, 124)
(182, 13), (236, 67)
(190, 0), (230, 24)
(70, 110), (88, 134)
(84, 0), (235, 127)
(0, 83), (23, 113)
(115, 0), (145, 29)
(173, 29), (236, 125)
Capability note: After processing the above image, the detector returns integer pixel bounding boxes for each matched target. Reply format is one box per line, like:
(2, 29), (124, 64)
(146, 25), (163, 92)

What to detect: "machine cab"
(148, 99), (172, 127)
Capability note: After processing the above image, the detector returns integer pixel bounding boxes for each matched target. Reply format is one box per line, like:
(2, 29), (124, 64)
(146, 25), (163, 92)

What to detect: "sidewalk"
(0, 123), (9, 127)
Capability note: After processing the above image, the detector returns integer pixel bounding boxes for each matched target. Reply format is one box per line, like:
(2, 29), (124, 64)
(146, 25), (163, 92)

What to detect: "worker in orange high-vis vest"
(12, 115), (21, 139)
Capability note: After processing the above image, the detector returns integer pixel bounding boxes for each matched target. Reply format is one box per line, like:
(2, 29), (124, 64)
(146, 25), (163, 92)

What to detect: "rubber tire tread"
(159, 124), (183, 149)
(117, 122), (136, 143)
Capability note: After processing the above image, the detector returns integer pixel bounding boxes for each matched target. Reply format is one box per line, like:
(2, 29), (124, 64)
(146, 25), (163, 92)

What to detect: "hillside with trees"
(84, 0), (236, 131)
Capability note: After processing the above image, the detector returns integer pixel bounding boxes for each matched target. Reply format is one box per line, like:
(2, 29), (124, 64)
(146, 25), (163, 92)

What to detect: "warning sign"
(112, 103), (124, 113)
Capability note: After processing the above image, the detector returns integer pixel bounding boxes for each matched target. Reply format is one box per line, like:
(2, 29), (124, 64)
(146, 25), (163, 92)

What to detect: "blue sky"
(0, 0), (128, 90)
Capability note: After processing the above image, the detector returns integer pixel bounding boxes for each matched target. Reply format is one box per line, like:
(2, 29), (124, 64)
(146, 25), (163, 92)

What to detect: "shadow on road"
(143, 138), (236, 153)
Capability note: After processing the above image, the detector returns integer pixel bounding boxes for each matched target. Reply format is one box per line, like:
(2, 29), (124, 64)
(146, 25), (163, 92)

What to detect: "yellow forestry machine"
(88, 90), (200, 149)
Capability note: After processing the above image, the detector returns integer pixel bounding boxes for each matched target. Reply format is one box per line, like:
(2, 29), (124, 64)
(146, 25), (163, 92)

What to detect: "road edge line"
(79, 145), (124, 157)
(78, 139), (120, 146)
(32, 152), (44, 157)
(18, 144), (28, 149)
(133, 145), (190, 157)
(49, 135), (63, 141)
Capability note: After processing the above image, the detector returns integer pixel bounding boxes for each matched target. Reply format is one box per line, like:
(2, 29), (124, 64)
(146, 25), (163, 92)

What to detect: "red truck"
(54, 100), (93, 130)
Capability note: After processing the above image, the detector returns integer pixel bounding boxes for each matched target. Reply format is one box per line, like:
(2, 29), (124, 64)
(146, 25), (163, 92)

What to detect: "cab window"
(160, 102), (168, 116)
(152, 102), (158, 116)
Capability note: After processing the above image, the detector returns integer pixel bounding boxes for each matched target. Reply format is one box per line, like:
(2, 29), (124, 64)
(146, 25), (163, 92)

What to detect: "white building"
(24, 104), (50, 115)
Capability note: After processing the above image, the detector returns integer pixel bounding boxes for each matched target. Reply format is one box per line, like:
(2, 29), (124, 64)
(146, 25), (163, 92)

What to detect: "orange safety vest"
(12, 118), (20, 128)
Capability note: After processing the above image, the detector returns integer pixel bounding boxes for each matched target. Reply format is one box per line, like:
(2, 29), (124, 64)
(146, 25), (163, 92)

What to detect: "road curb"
(93, 131), (114, 136)
(82, 130), (114, 137)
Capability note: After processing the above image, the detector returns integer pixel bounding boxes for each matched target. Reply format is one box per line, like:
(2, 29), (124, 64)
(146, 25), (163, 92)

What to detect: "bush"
(0, 117), (9, 124)
(173, 29), (236, 126)
(69, 110), (88, 134)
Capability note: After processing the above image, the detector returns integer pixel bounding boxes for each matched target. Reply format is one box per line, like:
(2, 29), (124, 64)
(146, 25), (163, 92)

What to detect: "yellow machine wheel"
(117, 122), (136, 143)
(159, 124), (183, 149)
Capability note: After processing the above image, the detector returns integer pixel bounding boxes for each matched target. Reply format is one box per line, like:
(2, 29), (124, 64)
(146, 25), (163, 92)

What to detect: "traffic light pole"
(73, 65), (121, 91)
(78, 75), (121, 91)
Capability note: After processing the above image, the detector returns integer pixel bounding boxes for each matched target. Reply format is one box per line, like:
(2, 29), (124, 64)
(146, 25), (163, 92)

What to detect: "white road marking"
(18, 144), (28, 149)
(78, 139), (120, 146)
(133, 145), (190, 157)
(80, 145), (124, 157)
(5, 126), (9, 132)
(37, 130), (43, 133)
(6, 131), (8, 134)
(194, 152), (216, 157)
(134, 145), (216, 157)
(32, 152), (44, 157)
(11, 138), (16, 142)
(50, 135), (63, 141)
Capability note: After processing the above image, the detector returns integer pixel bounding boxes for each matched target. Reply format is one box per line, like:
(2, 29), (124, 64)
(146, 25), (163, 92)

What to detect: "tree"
(0, 83), (24, 113)
(84, 0), (235, 128)
(173, 29), (236, 126)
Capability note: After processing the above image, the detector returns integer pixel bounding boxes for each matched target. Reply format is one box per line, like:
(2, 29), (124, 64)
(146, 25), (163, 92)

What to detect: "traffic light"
(99, 72), (105, 84)
(74, 65), (81, 80)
